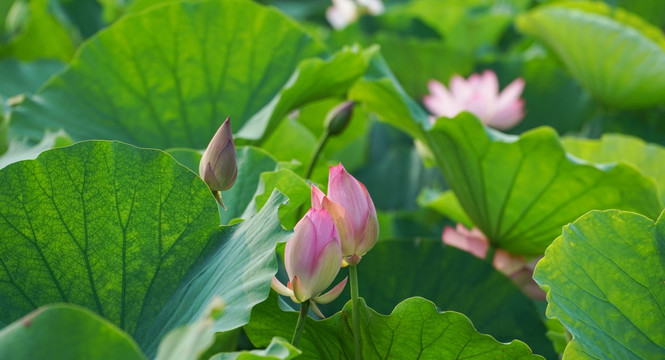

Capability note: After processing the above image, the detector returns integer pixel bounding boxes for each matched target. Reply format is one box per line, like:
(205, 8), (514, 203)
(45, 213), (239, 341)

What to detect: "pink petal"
(489, 99), (524, 130)
(306, 239), (343, 298)
(496, 77), (525, 109)
(492, 249), (526, 276)
(327, 164), (370, 236)
(450, 75), (472, 102)
(313, 277), (348, 304)
(271, 277), (294, 298)
(311, 184), (326, 210)
(291, 276), (309, 303)
(326, 0), (357, 29)
(442, 224), (489, 259)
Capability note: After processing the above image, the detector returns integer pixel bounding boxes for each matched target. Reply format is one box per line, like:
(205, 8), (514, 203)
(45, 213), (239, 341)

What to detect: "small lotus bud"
(199, 116), (237, 208)
(324, 101), (355, 136)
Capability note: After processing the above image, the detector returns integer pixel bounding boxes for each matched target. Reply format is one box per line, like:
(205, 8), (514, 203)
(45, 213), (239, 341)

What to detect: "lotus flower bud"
(271, 204), (347, 316)
(324, 101), (355, 136)
(313, 164), (378, 265)
(199, 116), (237, 208)
(423, 70), (525, 130)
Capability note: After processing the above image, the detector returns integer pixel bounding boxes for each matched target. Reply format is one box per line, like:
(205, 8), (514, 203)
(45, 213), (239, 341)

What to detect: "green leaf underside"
(534, 210), (665, 359)
(0, 141), (293, 357)
(140, 190), (292, 355)
(562, 134), (665, 205)
(320, 240), (557, 358)
(246, 292), (542, 359)
(214, 337), (301, 360)
(426, 114), (661, 255)
(516, 1), (665, 108)
(0, 129), (72, 170)
(0, 304), (145, 360)
(12, 0), (325, 148)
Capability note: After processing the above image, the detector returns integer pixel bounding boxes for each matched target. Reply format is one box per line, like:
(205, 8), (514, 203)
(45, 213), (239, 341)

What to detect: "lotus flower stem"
(305, 130), (330, 179)
(291, 300), (310, 347)
(349, 264), (361, 360)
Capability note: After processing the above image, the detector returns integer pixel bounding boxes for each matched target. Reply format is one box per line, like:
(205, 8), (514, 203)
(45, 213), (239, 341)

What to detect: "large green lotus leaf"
(317, 240), (557, 358)
(534, 209), (665, 359)
(235, 45), (376, 141)
(167, 146), (279, 225)
(0, 141), (218, 331)
(418, 189), (473, 227)
(562, 134), (665, 205)
(349, 53), (431, 143)
(426, 114), (662, 255)
(516, 1), (665, 109)
(0, 59), (65, 98)
(246, 292), (543, 359)
(0, 141), (292, 356)
(0, 304), (146, 360)
(11, 0), (332, 148)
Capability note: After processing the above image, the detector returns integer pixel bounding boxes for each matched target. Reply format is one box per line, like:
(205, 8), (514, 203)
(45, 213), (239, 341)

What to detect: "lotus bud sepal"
(199, 116), (238, 209)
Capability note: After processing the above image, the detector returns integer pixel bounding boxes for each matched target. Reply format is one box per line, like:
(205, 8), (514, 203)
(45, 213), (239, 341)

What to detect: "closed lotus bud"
(324, 101), (355, 136)
(271, 201), (348, 317)
(313, 163), (378, 265)
(199, 116), (237, 208)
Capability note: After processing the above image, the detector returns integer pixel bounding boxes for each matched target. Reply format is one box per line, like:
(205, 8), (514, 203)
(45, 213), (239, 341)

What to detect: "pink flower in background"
(442, 223), (544, 300)
(326, 0), (384, 30)
(423, 70), (525, 130)
(271, 202), (347, 315)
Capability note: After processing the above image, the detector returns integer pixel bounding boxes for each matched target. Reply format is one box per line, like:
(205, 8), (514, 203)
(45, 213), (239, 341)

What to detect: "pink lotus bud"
(423, 70), (525, 130)
(317, 164), (378, 265)
(271, 206), (347, 310)
(442, 223), (544, 300)
(199, 117), (237, 208)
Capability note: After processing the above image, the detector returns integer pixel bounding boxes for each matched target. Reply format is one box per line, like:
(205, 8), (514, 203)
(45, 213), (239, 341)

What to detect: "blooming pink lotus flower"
(199, 117), (238, 209)
(423, 70), (525, 130)
(326, 0), (384, 30)
(271, 194), (347, 316)
(312, 164), (379, 265)
(442, 223), (544, 300)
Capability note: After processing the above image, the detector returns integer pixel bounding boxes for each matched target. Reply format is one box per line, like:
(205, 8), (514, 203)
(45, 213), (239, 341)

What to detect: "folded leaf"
(534, 209), (665, 359)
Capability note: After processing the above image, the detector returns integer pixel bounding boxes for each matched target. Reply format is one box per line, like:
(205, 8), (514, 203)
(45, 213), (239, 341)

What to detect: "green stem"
(291, 300), (310, 347)
(305, 130), (330, 180)
(349, 265), (361, 360)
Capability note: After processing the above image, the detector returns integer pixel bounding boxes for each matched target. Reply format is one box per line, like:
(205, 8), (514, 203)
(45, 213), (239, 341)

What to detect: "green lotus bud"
(324, 101), (355, 136)
(199, 116), (237, 208)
